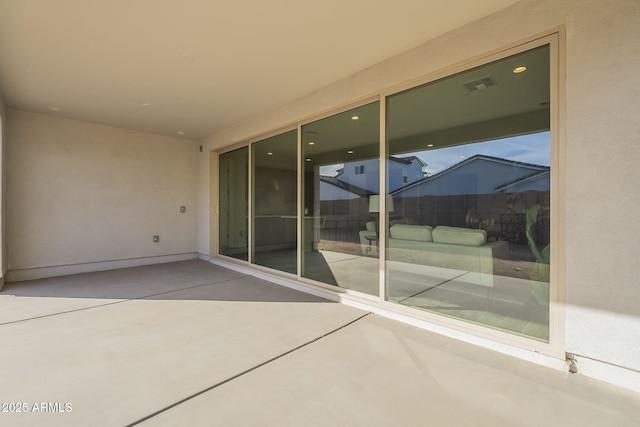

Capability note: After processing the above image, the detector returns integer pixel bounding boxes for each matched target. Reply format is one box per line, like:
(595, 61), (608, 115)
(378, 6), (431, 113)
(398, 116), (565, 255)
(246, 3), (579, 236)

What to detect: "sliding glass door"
(216, 39), (557, 346)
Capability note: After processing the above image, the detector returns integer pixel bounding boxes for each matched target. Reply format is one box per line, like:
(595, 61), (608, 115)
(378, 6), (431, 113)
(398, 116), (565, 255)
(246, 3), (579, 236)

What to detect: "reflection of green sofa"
(360, 224), (509, 283)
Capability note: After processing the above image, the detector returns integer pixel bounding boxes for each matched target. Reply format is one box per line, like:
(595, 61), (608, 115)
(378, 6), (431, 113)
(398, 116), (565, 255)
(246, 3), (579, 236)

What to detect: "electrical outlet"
(180, 206), (186, 213)
(153, 235), (159, 242)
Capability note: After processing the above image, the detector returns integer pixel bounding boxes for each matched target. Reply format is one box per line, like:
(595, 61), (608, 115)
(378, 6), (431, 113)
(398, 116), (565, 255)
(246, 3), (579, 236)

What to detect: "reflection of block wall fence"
(319, 198), (369, 242)
(319, 198), (368, 216)
(317, 190), (550, 245)
(396, 191), (550, 236)
(320, 218), (369, 243)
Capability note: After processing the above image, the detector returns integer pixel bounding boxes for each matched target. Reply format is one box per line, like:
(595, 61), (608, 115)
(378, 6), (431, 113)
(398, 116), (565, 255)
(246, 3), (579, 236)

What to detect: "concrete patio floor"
(0, 260), (638, 426)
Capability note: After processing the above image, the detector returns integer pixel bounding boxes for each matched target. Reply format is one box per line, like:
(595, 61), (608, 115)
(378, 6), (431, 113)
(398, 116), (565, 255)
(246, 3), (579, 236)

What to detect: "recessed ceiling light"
(351, 116), (360, 121)
(427, 144), (434, 148)
(347, 150), (354, 154)
(308, 141), (315, 145)
(513, 66), (527, 74)
(137, 100), (150, 106)
(48, 106), (60, 111)
(177, 131), (185, 135)
(306, 158), (311, 162)
(267, 152), (273, 156)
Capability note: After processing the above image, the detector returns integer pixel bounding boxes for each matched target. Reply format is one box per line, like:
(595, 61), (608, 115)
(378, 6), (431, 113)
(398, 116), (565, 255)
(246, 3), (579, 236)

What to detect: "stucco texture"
(562, 1), (640, 372)
(7, 111), (198, 271)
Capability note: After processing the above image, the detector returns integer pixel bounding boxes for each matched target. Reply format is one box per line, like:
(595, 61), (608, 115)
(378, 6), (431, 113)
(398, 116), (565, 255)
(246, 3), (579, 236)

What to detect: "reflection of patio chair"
(359, 221), (378, 255)
(526, 205), (550, 306)
(499, 213), (526, 244)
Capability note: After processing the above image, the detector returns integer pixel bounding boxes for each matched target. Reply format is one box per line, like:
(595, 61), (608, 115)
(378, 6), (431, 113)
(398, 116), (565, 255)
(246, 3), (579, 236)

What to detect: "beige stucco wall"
(197, 0), (640, 374)
(560, 1), (640, 379)
(0, 92), (6, 286)
(7, 111), (198, 275)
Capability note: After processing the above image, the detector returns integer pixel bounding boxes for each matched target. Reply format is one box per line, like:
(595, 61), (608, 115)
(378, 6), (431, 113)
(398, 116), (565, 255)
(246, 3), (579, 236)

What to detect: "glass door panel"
(301, 102), (380, 295)
(219, 147), (249, 261)
(385, 45), (551, 341)
(251, 130), (298, 274)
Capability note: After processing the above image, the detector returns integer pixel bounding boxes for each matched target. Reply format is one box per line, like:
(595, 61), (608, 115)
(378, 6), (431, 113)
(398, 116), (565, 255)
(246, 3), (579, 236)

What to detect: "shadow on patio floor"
(1, 259), (330, 303)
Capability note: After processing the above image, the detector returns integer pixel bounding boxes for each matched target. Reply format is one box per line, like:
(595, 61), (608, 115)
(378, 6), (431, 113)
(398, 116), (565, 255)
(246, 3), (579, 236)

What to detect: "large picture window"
(385, 45), (551, 341)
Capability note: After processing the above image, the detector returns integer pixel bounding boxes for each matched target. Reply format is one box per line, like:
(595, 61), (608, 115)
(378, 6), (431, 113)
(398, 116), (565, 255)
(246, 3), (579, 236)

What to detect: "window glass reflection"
(301, 102), (380, 295)
(386, 45), (551, 341)
(251, 131), (298, 274)
(219, 147), (249, 261)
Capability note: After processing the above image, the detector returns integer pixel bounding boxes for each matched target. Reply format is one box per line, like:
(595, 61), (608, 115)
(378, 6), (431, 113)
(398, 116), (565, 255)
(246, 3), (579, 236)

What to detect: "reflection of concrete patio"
(305, 249), (379, 294)
(0, 260), (638, 425)
(308, 250), (549, 340)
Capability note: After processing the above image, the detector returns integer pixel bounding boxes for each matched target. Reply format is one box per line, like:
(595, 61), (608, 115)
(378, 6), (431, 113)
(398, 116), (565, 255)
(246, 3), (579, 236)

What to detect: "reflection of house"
(320, 154), (549, 202)
(390, 155), (550, 236)
(317, 156), (427, 229)
(391, 155), (549, 197)
(317, 176), (371, 240)
(319, 176), (372, 201)
(319, 154), (551, 241)
(325, 156), (427, 196)
(495, 170), (550, 193)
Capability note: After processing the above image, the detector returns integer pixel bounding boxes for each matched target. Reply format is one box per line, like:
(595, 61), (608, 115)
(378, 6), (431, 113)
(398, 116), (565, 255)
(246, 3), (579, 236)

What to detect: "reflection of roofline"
(389, 155), (427, 166)
(495, 170), (550, 192)
(319, 175), (373, 197)
(323, 156), (426, 178)
(391, 154), (549, 195)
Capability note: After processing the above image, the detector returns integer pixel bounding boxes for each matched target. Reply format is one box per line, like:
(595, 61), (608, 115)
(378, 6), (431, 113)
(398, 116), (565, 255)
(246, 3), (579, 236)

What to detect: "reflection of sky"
(319, 132), (550, 177)
(413, 132), (550, 175)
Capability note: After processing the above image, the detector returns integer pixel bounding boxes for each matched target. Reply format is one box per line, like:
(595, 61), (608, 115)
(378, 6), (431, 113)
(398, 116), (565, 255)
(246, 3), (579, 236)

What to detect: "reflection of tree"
(526, 204), (550, 306)
(506, 193), (525, 213)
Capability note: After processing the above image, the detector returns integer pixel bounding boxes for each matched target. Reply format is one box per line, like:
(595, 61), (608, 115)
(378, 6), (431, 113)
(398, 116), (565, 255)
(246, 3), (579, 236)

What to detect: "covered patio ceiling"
(0, 0), (521, 140)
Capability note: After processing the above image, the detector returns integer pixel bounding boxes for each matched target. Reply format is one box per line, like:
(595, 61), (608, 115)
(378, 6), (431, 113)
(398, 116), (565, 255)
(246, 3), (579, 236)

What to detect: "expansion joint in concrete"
(126, 312), (372, 426)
